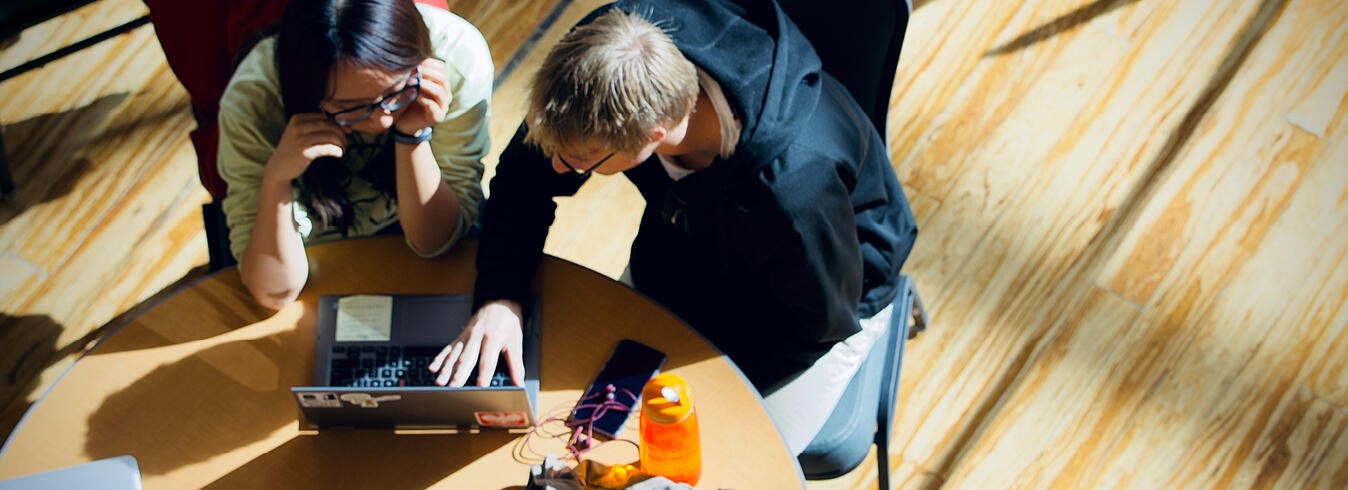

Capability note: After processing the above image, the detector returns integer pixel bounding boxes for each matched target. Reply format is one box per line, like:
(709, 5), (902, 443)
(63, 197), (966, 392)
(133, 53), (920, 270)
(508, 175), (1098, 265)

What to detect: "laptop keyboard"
(327, 345), (512, 387)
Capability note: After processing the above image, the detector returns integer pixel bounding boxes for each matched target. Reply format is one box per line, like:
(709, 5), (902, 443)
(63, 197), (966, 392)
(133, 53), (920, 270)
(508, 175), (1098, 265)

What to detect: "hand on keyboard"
(329, 345), (513, 387)
(429, 300), (527, 387)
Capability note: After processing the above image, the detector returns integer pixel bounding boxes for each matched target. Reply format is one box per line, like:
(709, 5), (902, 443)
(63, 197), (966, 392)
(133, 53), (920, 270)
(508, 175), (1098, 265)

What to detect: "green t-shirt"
(217, 4), (491, 260)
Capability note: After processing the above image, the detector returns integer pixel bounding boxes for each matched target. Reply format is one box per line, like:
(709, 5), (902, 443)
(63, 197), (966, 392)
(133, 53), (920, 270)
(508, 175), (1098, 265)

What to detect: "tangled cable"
(517, 383), (641, 463)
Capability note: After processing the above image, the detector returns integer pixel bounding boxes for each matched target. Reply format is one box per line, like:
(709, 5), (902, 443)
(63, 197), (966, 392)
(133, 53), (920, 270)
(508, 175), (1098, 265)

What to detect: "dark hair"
(275, 0), (431, 234)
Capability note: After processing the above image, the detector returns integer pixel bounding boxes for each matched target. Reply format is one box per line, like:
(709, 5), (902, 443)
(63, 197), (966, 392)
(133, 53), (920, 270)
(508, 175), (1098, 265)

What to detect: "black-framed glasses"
(557, 151), (616, 176)
(321, 71), (421, 126)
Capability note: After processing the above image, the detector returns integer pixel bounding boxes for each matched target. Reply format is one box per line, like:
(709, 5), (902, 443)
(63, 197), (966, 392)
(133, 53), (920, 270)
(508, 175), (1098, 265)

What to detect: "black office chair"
(766, 0), (929, 488)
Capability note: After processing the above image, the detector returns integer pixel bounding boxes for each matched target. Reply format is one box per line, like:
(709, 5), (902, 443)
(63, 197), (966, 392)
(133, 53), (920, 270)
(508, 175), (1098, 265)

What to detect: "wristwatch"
(392, 127), (433, 146)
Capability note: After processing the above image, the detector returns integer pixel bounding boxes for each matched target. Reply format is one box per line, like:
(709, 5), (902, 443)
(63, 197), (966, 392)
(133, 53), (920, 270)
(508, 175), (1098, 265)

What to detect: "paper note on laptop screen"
(336, 295), (393, 341)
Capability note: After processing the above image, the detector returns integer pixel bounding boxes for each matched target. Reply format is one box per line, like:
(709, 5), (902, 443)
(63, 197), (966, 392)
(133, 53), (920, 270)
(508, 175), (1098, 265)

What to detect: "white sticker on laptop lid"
(297, 392), (342, 408)
(336, 295), (393, 342)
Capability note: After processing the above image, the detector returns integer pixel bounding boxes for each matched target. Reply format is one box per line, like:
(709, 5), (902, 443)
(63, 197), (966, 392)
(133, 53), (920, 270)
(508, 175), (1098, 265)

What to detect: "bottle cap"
(642, 373), (694, 424)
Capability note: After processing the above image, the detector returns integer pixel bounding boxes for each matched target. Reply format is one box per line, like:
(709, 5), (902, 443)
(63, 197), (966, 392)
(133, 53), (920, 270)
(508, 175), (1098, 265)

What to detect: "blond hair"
(525, 9), (699, 155)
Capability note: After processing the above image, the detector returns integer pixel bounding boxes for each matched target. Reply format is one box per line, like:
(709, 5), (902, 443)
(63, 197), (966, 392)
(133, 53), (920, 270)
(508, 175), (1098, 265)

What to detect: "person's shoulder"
(221, 37), (281, 116)
(227, 37), (278, 88)
(418, 4), (492, 81)
(418, 4), (488, 55)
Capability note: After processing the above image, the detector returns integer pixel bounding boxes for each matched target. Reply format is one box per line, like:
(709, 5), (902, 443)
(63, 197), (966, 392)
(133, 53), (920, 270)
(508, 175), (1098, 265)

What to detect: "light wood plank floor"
(2, 0), (1345, 488)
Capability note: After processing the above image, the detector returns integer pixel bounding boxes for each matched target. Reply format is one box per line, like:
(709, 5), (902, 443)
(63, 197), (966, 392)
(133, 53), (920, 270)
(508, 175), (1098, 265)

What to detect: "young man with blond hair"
(430, 0), (917, 454)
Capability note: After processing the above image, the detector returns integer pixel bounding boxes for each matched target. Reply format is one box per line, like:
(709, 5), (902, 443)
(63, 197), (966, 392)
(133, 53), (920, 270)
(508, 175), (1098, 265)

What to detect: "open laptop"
(291, 294), (540, 430)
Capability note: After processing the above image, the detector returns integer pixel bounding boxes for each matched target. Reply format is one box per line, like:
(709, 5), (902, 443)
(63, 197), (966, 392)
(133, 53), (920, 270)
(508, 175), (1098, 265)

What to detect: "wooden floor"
(1, 0), (1345, 488)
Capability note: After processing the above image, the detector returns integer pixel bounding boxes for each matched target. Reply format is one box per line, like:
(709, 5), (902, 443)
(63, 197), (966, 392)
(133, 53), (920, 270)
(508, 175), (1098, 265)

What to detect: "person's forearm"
(395, 141), (461, 254)
(240, 176), (309, 309)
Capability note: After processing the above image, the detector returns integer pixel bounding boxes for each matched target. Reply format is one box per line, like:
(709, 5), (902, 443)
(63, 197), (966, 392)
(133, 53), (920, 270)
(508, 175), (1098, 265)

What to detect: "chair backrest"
(771, 0), (909, 139)
(767, 1), (912, 486)
(144, 0), (449, 200)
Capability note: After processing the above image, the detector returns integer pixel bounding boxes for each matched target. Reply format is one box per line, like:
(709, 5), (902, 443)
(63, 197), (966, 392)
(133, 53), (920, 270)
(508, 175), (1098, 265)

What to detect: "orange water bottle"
(639, 373), (701, 485)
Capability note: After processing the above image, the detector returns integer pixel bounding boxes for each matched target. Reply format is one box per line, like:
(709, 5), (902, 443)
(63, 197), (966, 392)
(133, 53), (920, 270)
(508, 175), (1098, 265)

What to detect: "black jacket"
(473, 0), (917, 393)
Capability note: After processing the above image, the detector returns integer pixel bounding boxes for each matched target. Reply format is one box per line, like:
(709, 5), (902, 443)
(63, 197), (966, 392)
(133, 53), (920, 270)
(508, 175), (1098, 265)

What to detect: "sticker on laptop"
(296, 392), (343, 408)
(340, 393), (403, 408)
(475, 411), (529, 428)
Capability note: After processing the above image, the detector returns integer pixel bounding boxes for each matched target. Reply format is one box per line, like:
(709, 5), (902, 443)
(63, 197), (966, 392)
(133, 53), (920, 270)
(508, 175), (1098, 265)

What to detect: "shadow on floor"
(927, 0), (1294, 480)
(0, 90), (190, 224)
(0, 34), (18, 52)
(984, 0), (1144, 57)
(0, 92), (128, 226)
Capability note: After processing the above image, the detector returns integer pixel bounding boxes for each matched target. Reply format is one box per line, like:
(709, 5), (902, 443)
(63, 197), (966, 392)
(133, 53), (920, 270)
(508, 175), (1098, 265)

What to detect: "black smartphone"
(569, 339), (667, 438)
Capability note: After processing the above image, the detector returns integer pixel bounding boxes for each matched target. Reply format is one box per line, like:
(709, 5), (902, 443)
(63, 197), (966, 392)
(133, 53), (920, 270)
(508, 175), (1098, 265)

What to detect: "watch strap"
(392, 127), (433, 145)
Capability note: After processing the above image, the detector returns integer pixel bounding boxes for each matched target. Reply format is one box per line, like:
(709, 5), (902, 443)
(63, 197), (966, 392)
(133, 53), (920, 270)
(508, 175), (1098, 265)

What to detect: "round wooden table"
(0, 236), (804, 488)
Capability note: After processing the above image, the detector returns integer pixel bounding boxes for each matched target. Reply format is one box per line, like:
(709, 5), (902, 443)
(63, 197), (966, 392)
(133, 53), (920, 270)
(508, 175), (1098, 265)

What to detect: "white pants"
(763, 302), (892, 456)
(620, 266), (893, 456)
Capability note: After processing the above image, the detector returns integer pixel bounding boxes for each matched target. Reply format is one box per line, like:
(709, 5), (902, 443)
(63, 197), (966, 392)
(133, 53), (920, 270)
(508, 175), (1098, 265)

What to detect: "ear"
(648, 125), (669, 144)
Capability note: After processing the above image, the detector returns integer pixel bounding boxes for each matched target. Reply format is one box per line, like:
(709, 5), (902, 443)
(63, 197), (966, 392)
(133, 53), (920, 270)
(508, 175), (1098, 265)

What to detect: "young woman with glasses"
(217, 0), (492, 309)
